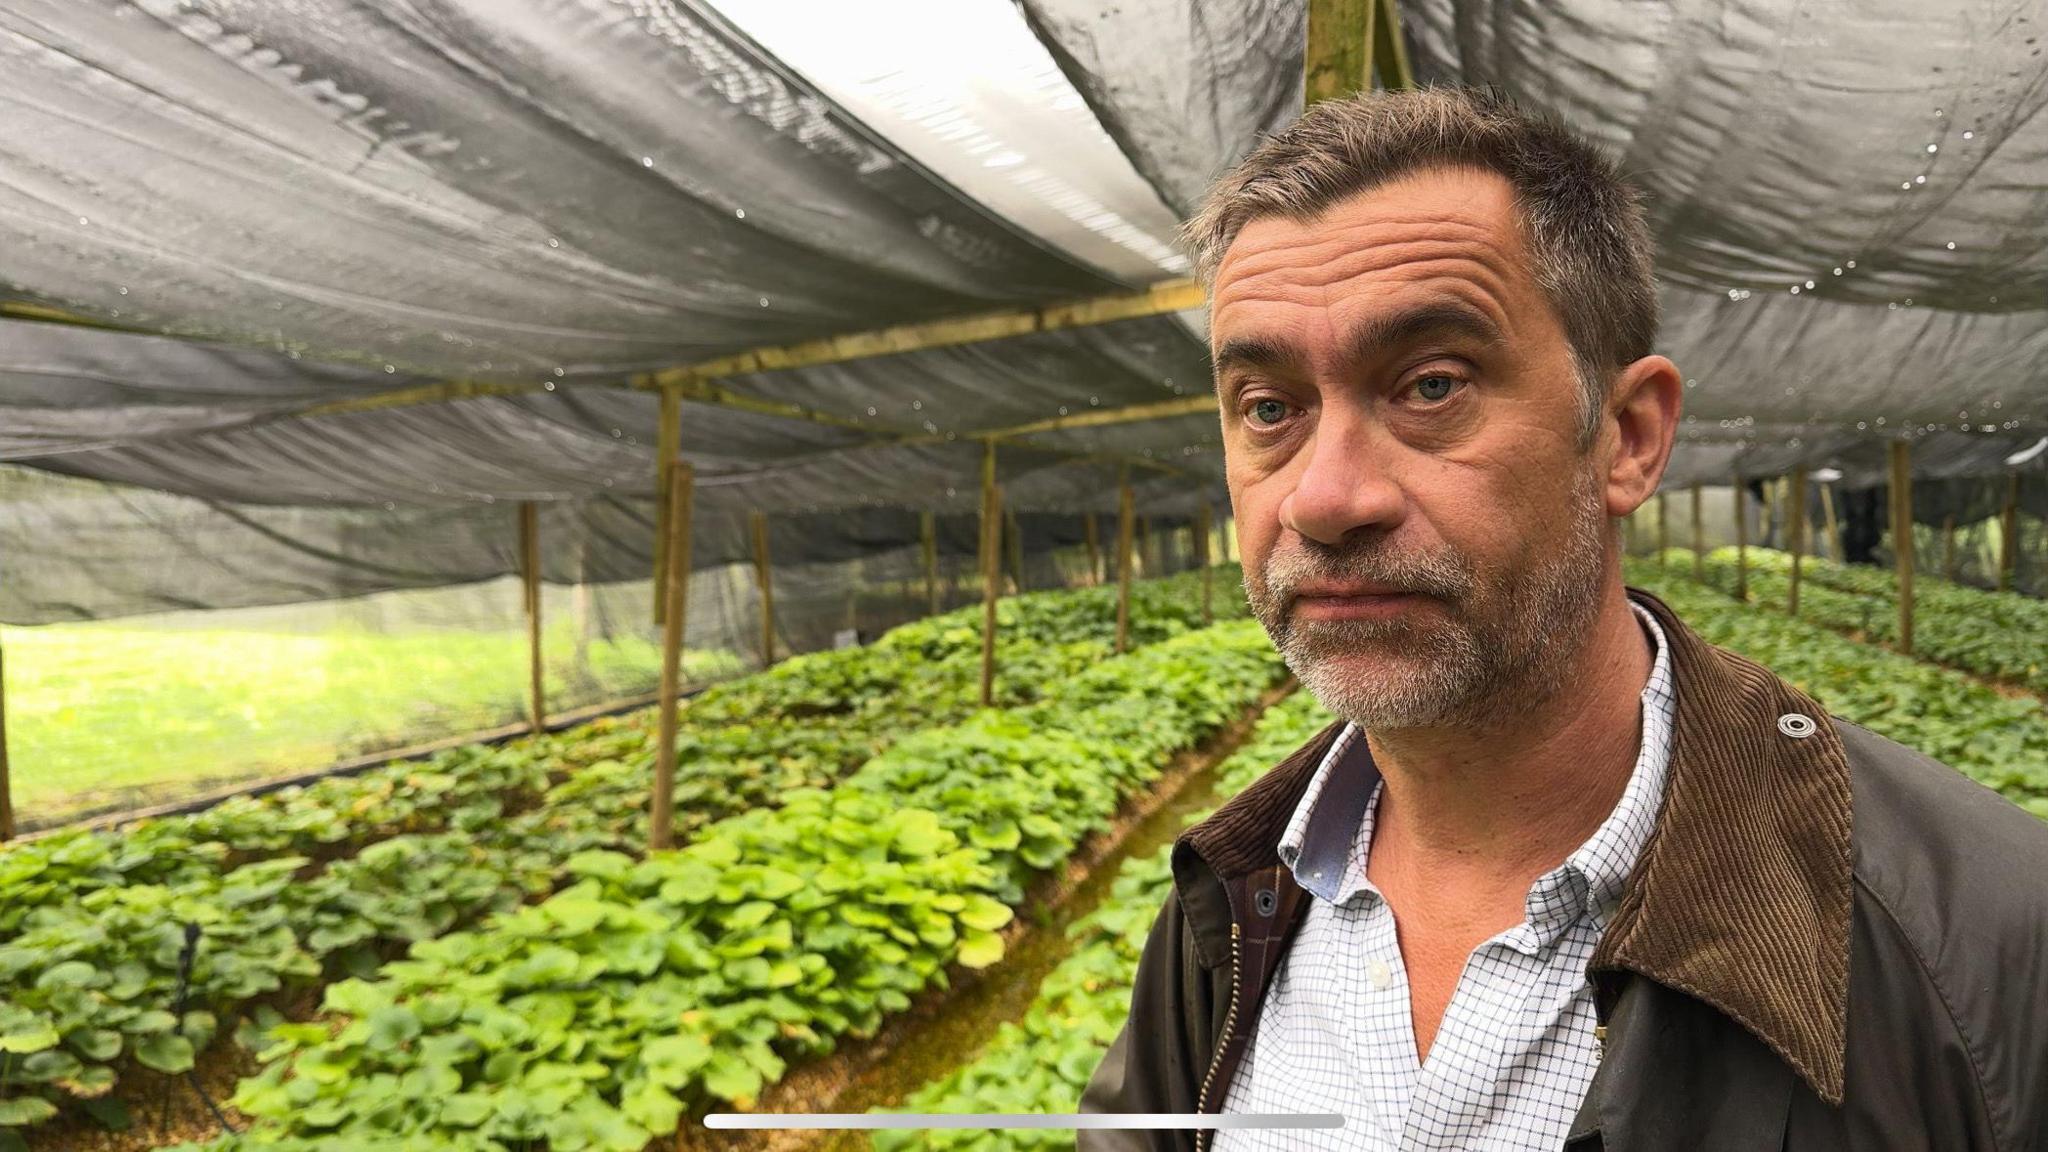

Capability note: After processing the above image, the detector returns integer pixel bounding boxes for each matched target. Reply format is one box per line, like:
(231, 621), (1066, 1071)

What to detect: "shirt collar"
(1277, 597), (1678, 934)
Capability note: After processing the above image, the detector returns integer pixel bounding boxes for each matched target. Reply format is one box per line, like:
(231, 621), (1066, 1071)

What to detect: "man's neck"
(1364, 579), (1655, 888)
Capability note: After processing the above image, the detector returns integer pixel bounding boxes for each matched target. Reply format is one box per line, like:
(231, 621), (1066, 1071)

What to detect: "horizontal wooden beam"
(975, 394), (1216, 441)
(643, 278), (1204, 387)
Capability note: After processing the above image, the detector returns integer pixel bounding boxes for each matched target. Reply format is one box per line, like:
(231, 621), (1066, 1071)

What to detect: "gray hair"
(1184, 86), (1657, 447)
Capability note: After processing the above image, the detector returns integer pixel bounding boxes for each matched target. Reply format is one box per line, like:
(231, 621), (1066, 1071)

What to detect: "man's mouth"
(1288, 582), (1426, 622)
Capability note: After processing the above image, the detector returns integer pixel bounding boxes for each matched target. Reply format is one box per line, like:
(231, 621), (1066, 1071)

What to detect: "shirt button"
(1367, 958), (1393, 990)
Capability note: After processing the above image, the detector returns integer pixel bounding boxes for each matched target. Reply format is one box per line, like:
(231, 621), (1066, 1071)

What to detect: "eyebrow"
(1211, 300), (1505, 386)
(1340, 301), (1505, 367)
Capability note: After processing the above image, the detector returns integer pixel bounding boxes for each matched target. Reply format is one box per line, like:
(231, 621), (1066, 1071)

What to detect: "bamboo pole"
(1821, 481), (1843, 563)
(980, 442), (1001, 707)
(921, 511), (939, 615)
(519, 502), (545, 732)
(1733, 473), (1749, 601)
(1787, 468), (1807, 617)
(1942, 515), (1958, 582)
(1115, 469), (1136, 653)
(652, 385), (681, 624)
(1083, 513), (1102, 587)
(750, 511), (775, 667)
(650, 459), (694, 852)
(1197, 500), (1215, 625)
(1690, 484), (1705, 581)
(1656, 491), (1668, 568)
(2001, 472), (2020, 593)
(0, 641), (12, 843)
(1005, 504), (1024, 594)
(1890, 441), (1915, 656)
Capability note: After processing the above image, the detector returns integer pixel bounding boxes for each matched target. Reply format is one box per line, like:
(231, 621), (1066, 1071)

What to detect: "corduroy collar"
(1177, 588), (1853, 1104)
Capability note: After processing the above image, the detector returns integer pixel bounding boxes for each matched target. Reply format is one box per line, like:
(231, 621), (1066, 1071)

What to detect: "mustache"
(1260, 539), (1475, 606)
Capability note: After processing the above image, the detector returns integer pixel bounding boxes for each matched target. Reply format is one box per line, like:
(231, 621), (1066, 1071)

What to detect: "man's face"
(1212, 166), (1616, 730)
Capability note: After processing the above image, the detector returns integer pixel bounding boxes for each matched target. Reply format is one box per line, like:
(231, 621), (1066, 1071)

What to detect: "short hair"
(1184, 86), (1657, 446)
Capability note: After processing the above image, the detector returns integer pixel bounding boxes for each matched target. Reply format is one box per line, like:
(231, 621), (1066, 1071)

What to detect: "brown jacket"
(1080, 591), (2048, 1151)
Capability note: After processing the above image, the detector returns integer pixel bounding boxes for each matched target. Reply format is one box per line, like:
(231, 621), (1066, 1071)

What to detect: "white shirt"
(1217, 601), (1676, 1151)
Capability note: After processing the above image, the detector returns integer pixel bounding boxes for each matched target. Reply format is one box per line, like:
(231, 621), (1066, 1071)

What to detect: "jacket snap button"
(1778, 713), (1817, 738)
(1254, 888), (1278, 917)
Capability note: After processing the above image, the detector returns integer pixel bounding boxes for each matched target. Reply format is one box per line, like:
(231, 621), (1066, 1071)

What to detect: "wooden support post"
(1942, 515), (1958, 582)
(653, 385), (681, 624)
(1690, 484), (1705, 582)
(1138, 516), (1154, 579)
(750, 511), (775, 667)
(1656, 492), (1669, 568)
(1788, 467), (1807, 617)
(980, 442), (1001, 707)
(921, 511), (940, 615)
(1890, 441), (1915, 656)
(1083, 513), (1102, 587)
(519, 502), (545, 732)
(650, 459), (694, 852)
(1733, 473), (1749, 602)
(1197, 500), (1215, 625)
(1115, 469), (1136, 654)
(0, 640), (12, 843)
(2001, 472), (2020, 593)
(1005, 504), (1025, 594)
(1821, 482), (1843, 563)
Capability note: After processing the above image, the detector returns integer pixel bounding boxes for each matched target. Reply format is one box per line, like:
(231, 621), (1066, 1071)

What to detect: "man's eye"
(1412, 375), (1461, 403)
(1250, 398), (1290, 426)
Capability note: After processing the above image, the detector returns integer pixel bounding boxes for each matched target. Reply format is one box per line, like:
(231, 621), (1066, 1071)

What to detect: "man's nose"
(1278, 408), (1406, 546)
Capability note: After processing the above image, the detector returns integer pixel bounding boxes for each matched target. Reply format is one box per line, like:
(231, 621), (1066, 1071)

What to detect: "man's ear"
(1603, 355), (1682, 518)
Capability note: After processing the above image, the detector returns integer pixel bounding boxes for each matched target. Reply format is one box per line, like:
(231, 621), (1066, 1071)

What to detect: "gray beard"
(1246, 470), (1610, 732)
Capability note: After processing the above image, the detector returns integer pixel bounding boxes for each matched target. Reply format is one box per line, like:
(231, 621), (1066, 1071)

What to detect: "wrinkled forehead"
(1208, 168), (1548, 369)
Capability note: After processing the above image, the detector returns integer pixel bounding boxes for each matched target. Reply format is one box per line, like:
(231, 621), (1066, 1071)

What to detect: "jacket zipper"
(1193, 921), (1244, 1152)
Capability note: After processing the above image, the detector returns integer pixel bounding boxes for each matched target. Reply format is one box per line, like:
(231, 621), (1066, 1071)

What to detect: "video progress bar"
(703, 1114), (1345, 1130)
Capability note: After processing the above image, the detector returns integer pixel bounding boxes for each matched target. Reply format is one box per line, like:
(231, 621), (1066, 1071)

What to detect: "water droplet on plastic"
(1790, 285), (1801, 294)
(1058, 405), (1069, 415)
(1963, 131), (1975, 140)
(547, 237), (561, 248)
(77, 216), (88, 225)
(1857, 421), (1867, 430)
(758, 297), (770, 308)
(1804, 280), (1815, 289)
(735, 208), (746, 219)
(866, 406), (877, 416)
(1847, 259), (1857, 269)
(1888, 302), (1898, 310)
(1833, 268), (1843, 275)
(1728, 288), (1740, 300)
(1927, 144), (1938, 153)
(1915, 175), (1926, 184)
(543, 381), (556, 391)
(611, 428), (622, 437)
(641, 156), (654, 167)
(384, 364), (396, 373)
(1946, 241), (1956, 250)
(1090, 396), (1100, 406)
(912, 400), (923, 410)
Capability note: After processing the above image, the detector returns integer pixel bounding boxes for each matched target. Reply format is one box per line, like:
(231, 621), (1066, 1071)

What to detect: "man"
(1080, 87), (2048, 1150)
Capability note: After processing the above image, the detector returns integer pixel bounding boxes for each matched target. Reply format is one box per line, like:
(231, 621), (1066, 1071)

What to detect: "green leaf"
(0, 1097), (56, 1127)
(957, 895), (1014, 932)
(133, 1033), (195, 1074)
(957, 929), (1005, 970)
(0, 1022), (58, 1055)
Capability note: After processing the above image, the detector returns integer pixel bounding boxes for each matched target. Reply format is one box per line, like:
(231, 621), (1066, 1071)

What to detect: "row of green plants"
(1628, 561), (2048, 812)
(874, 689), (1336, 1150)
(1680, 546), (2048, 695)
(0, 569), (1247, 1145)
(163, 621), (1287, 1152)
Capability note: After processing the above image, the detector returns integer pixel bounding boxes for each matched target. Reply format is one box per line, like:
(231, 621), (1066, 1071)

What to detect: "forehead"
(1210, 166), (1541, 349)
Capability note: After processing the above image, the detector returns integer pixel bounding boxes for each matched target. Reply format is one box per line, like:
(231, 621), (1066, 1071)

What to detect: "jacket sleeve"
(1078, 889), (1212, 1152)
